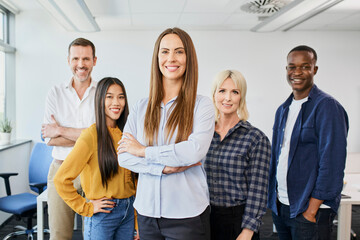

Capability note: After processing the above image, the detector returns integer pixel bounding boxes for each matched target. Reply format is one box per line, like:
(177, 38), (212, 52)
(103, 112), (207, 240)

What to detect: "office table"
(37, 189), (47, 240)
(338, 173), (360, 240)
(36, 189), (78, 240)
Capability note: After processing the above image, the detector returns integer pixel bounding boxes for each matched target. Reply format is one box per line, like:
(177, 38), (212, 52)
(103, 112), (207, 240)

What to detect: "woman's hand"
(162, 162), (202, 174)
(90, 197), (115, 214)
(236, 228), (254, 240)
(134, 230), (140, 240)
(118, 133), (146, 157)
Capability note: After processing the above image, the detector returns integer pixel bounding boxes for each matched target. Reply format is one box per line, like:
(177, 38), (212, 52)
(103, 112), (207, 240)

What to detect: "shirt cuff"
(145, 145), (172, 164)
(149, 164), (164, 176)
(241, 214), (261, 232)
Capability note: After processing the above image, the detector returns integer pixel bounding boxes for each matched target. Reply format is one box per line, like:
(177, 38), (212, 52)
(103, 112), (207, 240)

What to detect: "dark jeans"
(137, 206), (210, 240)
(272, 201), (336, 240)
(210, 204), (260, 240)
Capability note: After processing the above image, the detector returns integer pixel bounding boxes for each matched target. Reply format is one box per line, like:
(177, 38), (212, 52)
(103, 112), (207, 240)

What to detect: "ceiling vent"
(240, 0), (293, 15)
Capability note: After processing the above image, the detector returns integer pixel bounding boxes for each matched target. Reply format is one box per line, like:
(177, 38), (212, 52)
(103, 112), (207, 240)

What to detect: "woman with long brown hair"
(117, 28), (214, 240)
(54, 77), (138, 240)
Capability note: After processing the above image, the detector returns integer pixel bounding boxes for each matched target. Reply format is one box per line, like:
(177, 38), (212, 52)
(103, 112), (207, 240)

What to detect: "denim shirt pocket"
(300, 122), (317, 144)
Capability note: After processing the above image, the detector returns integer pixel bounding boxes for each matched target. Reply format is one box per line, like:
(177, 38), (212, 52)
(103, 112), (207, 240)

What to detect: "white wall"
(15, 8), (360, 152)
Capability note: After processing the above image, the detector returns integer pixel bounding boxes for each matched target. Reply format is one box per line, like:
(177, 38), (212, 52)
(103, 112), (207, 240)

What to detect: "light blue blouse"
(118, 95), (215, 218)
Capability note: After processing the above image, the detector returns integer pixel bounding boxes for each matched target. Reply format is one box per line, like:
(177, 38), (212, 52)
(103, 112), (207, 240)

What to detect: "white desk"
(36, 189), (48, 240)
(338, 173), (360, 240)
(36, 189), (78, 240)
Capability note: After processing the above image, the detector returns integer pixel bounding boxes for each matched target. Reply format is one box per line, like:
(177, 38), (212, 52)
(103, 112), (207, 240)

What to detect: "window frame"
(0, 4), (15, 129)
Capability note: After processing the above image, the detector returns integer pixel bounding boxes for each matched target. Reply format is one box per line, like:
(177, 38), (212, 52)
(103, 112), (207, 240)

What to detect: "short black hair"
(68, 38), (96, 58)
(288, 45), (317, 63)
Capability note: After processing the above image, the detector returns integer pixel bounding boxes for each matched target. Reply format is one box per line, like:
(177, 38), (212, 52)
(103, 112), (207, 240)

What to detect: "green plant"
(0, 118), (12, 133)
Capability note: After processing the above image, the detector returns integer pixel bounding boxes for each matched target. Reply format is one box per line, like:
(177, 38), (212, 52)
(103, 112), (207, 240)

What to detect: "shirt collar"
(216, 120), (251, 140)
(234, 120), (251, 130)
(161, 96), (178, 108)
(65, 77), (97, 90)
(283, 84), (319, 109)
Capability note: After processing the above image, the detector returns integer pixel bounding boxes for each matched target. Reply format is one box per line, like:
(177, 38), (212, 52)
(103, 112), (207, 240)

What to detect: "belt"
(211, 204), (245, 215)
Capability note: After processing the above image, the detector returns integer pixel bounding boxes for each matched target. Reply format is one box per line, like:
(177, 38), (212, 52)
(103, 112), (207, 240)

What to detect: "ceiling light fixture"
(251, 0), (344, 32)
(0, 0), (20, 14)
(37, 0), (100, 32)
(241, 0), (291, 14)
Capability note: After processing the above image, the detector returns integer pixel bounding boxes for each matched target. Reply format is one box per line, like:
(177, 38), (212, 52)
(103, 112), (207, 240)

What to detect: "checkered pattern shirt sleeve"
(205, 121), (271, 232)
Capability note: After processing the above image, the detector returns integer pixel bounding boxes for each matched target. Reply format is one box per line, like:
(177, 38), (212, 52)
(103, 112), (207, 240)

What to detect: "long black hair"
(95, 77), (129, 188)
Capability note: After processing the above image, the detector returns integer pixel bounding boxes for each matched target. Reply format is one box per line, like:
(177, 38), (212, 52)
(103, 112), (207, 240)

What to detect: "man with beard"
(41, 38), (97, 240)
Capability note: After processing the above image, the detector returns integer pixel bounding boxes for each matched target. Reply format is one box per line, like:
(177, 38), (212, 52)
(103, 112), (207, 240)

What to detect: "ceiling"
(7, 0), (360, 32)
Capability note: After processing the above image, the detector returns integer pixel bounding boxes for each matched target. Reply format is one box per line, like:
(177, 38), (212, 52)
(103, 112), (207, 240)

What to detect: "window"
(0, 4), (15, 122)
(0, 9), (5, 120)
(0, 51), (4, 120)
(0, 10), (3, 41)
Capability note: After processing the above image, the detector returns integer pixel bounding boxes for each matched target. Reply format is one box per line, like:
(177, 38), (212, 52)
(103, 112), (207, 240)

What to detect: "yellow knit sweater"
(54, 124), (136, 217)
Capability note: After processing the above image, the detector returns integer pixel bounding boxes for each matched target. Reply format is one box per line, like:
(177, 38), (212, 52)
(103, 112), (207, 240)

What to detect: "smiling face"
(158, 33), (186, 83)
(104, 84), (126, 128)
(214, 77), (241, 117)
(68, 45), (97, 83)
(286, 50), (318, 100)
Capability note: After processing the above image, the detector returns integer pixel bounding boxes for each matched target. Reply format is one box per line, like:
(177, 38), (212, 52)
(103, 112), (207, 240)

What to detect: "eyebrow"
(218, 87), (240, 91)
(287, 62), (311, 65)
(159, 47), (185, 50)
(106, 92), (124, 95)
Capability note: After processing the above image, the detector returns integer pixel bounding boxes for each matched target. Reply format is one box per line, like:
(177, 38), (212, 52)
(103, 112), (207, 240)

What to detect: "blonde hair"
(144, 28), (198, 145)
(211, 70), (249, 122)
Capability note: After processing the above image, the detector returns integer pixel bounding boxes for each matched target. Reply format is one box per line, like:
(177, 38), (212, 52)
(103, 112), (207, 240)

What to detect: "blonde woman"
(205, 70), (271, 240)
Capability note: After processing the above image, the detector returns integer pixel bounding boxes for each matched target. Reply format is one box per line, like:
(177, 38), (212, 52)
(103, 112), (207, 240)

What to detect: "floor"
(1, 207), (359, 239)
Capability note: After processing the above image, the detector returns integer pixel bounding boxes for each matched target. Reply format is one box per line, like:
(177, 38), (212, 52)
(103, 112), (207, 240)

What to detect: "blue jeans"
(84, 196), (135, 240)
(272, 201), (336, 240)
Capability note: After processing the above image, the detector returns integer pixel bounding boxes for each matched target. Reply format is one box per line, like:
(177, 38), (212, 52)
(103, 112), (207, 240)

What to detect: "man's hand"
(90, 197), (115, 214)
(302, 211), (316, 223)
(162, 162), (202, 174)
(42, 115), (61, 138)
(117, 133), (146, 157)
(302, 197), (323, 223)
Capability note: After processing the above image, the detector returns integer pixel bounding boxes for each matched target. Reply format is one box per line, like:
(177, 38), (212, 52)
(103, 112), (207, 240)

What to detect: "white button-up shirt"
(43, 79), (97, 160)
(118, 95), (215, 218)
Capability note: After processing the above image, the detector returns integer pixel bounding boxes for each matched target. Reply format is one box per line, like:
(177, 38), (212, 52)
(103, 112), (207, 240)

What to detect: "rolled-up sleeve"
(241, 135), (271, 232)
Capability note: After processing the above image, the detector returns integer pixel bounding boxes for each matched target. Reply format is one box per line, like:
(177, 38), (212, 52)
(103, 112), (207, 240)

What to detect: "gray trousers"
(137, 206), (211, 240)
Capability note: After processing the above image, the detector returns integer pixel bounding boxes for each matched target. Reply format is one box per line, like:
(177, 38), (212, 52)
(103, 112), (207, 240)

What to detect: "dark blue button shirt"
(268, 85), (349, 218)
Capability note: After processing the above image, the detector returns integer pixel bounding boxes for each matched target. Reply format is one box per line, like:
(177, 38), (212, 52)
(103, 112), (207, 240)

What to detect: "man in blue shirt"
(268, 45), (349, 240)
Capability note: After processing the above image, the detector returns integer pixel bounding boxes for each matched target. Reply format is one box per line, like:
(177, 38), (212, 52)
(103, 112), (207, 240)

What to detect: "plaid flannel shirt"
(205, 120), (271, 232)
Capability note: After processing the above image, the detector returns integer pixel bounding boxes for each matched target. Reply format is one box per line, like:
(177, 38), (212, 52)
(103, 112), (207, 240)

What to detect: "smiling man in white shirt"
(41, 38), (97, 240)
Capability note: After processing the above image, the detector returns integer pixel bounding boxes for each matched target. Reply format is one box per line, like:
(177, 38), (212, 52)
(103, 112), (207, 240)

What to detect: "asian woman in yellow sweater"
(54, 77), (138, 240)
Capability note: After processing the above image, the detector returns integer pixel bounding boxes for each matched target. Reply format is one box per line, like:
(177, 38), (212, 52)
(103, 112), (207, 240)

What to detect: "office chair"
(0, 142), (53, 240)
